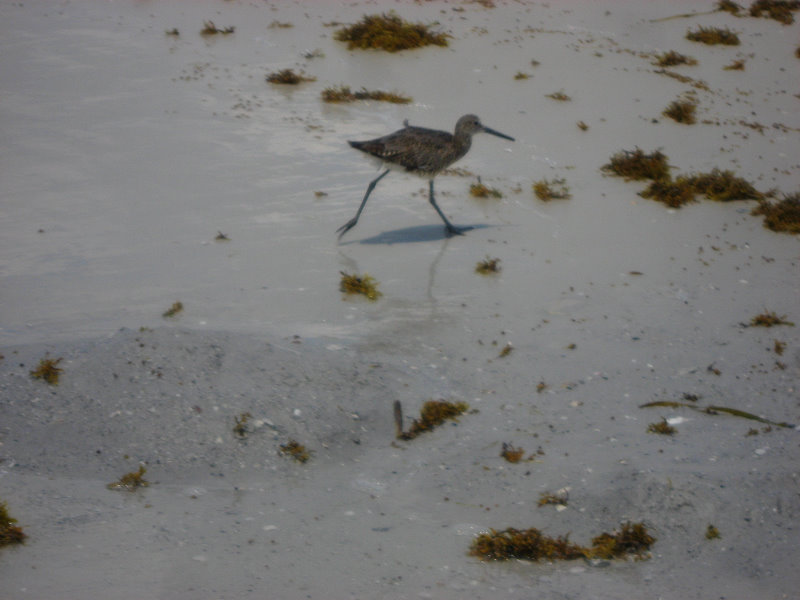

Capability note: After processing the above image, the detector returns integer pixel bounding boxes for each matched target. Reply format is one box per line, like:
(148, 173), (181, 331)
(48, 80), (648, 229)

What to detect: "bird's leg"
(428, 179), (466, 237)
(337, 169), (390, 240)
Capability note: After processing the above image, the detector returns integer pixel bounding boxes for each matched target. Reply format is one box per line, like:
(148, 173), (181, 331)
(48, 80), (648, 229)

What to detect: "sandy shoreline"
(2, 324), (798, 599)
(1, 1), (799, 598)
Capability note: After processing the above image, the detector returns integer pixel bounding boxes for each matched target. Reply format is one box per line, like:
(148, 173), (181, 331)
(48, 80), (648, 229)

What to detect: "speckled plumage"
(349, 123), (473, 176)
(337, 115), (514, 239)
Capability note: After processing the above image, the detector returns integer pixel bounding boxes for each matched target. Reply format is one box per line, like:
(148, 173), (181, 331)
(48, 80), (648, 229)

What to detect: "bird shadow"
(341, 224), (491, 245)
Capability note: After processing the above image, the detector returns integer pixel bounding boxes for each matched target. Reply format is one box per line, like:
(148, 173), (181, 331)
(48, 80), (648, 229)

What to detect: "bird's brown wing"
(350, 127), (457, 174)
(386, 128), (454, 173)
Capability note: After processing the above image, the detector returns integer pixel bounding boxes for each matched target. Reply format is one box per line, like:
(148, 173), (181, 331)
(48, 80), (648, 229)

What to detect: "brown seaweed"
(321, 85), (411, 104)
(686, 26), (740, 45)
(397, 399), (470, 440)
(107, 465), (149, 492)
(602, 148), (671, 181)
(469, 521), (655, 561)
(30, 355), (63, 385)
(0, 501), (26, 546)
(334, 13), (449, 52)
(751, 194), (800, 233)
(279, 439), (312, 463)
(266, 69), (315, 84)
(640, 400), (794, 428)
(475, 256), (502, 274)
(340, 271), (382, 301)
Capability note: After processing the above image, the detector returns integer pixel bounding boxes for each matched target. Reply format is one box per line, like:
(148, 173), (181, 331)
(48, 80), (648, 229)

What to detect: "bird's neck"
(453, 133), (472, 158)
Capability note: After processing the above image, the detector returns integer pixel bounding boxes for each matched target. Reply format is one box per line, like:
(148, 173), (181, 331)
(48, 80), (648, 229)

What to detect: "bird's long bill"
(482, 125), (515, 141)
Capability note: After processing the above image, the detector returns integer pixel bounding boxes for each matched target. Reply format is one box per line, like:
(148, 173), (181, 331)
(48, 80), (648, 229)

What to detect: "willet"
(336, 114), (514, 239)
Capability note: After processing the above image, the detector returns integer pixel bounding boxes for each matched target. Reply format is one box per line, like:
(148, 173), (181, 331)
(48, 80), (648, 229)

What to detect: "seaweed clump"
(653, 50), (697, 67)
(396, 399), (470, 440)
(500, 443), (526, 463)
(340, 271), (382, 301)
(233, 412), (253, 438)
(639, 177), (698, 208)
(749, 310), (794, 327)
(724, 59), (746, 70)
(717, 0), (743, 15)
(640, 169), (762, 208)
(475, 256), (501, 274)
(162, 301), (183, 318)
(686, 26), (740, 45)
(602, 150), (763, 209)
(689, 169), (762, 201)
(647, 418), (677, 435)
(0, 501), (26, 546)
(749, 0), (800, 24)
(107, 465), (149, 492)
(279, 439), (312, 463)
(321, 85), (411, 104)
(201, 21), (235, 36)
(538, 490), (569, 508)
(590, 522), (656, 559)
(470, 528), (586, 561)
(545, 90), (571, 102)
(602, 148), (671, 181)
(469, 521), (655, 561)
(469, 181), (503, 199)
(751, 193), (800, 233)
(663, 99), (697, 124)
(533, 177), (571, 201)
(266, 69), (316, 84)
(706, 524), (721, 539)
(30, 355), (63, 385)
(334, 13), (449, 52)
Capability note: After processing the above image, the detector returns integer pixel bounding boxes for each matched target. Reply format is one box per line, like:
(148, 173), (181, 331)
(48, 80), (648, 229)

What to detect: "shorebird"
(336, 114), (514, 239)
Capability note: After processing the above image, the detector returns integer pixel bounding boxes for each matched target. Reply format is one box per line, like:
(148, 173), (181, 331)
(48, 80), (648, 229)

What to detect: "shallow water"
(2, 0), (796, 347)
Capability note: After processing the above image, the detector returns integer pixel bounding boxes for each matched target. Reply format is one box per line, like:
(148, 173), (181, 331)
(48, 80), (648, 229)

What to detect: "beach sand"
(1, 1), (798, 598)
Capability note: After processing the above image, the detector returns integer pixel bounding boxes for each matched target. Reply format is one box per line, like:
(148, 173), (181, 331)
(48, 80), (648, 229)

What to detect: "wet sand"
(1, 1), (798, 598)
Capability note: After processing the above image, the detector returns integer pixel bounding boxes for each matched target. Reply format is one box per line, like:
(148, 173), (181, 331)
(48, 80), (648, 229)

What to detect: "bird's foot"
(445, 224), (471, 237)
(336, 219), (358, 240)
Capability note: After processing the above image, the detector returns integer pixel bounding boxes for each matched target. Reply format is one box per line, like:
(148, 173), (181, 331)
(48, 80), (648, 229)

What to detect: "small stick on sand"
(393, 400), (403, 439)
(649, 9), (717, 23)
